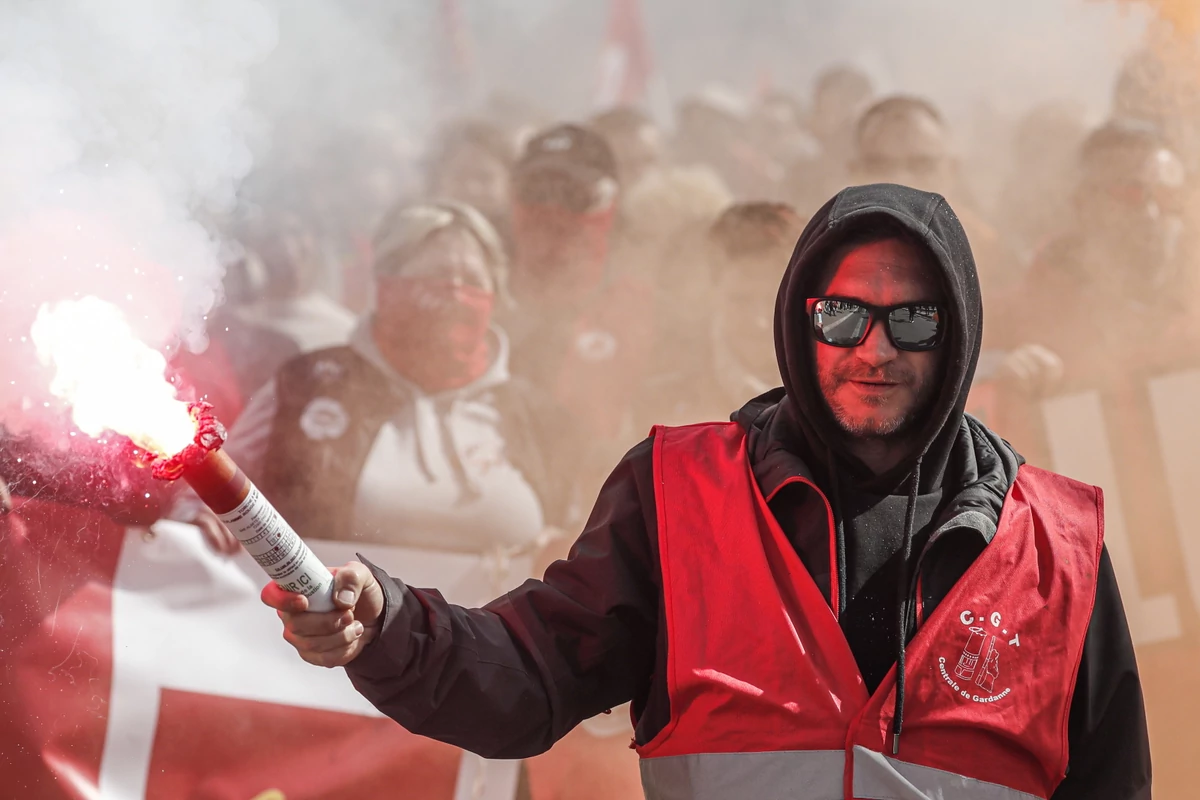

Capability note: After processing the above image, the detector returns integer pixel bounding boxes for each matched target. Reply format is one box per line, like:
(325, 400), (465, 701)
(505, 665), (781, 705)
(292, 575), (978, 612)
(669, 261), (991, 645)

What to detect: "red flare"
(145, 402), (227, 482)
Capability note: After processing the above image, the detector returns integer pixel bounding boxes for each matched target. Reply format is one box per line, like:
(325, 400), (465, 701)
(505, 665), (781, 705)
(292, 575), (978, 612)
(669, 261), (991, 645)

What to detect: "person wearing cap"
(264, 185), (1149, 800)
(502, 122), (655, 519)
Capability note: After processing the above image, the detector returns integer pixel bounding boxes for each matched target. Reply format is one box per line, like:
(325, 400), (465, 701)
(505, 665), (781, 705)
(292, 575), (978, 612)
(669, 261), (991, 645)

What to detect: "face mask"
(510, 201), (615, 303)
(373, 276), (494, 393)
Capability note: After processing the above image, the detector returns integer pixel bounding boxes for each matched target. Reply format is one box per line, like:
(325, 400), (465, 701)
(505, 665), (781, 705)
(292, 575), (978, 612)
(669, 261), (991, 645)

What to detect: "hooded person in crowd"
(264, 184), (1149, 800)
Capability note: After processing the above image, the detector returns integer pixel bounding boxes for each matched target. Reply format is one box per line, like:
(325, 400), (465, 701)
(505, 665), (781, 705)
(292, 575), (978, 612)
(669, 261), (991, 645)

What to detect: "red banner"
(0, 501), (641, 800)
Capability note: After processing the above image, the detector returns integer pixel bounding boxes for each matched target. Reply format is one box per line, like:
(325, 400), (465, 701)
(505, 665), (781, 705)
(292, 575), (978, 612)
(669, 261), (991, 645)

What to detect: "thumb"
(332, 561), (372, 609)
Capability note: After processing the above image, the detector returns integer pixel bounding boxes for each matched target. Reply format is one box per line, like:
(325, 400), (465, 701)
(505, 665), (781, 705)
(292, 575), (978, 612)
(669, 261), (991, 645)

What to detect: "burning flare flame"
(31, 297), (196, 458)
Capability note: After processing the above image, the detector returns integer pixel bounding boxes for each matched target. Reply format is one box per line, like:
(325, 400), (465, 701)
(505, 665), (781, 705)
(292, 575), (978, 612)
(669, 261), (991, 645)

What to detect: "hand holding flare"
(31, 296), (335, 613)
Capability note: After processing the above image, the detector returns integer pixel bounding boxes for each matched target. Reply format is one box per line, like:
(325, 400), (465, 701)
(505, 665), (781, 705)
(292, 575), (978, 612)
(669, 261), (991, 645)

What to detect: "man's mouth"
(848, 379), (901, 394)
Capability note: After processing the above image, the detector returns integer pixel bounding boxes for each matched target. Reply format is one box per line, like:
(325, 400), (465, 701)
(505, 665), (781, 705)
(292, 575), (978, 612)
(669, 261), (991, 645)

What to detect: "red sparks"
(143, 401), (227, 482)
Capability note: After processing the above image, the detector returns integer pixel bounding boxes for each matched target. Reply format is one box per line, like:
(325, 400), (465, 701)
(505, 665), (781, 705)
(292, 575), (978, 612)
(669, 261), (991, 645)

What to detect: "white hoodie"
(223, 318), (545, 556)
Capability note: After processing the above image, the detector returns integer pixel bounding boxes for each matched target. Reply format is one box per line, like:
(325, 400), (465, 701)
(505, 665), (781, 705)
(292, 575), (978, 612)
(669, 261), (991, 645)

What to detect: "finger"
(301, 631), (375, 668)
(261, 581), (308, 613)
(197, 519), (226, 554)
(284, 608), (353, 637)
(208, 521), (240, 556)
(219, 525), (241, 555)
(285, 620), (365, 654)
(301, 648), (356, 669)
(331, 561), (373, 609)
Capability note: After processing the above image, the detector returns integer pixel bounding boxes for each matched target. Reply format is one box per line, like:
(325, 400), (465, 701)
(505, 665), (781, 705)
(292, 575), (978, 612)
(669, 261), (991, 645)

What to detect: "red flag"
(0, 498), (642, 799)
(594, 0), (654, 110)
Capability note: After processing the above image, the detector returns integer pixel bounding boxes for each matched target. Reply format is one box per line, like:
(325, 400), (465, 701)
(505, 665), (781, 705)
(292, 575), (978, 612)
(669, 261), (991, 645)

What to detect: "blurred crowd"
(7, 20), (1200, 799)
(9, 26), (1200, 597)
(153, 36), (1200, 543)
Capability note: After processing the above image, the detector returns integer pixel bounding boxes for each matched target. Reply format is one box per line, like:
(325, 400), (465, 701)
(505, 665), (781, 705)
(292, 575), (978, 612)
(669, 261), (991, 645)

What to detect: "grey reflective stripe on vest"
(852, 746), (1042, 800)
(640, 750), (845, 800)
(639, 748), (1044, 800)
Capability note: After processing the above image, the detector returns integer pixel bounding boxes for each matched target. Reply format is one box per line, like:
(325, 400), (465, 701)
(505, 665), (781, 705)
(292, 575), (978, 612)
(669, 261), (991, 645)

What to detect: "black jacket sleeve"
(1052, 547), (1152, 800)
(343, 439), (660, 760)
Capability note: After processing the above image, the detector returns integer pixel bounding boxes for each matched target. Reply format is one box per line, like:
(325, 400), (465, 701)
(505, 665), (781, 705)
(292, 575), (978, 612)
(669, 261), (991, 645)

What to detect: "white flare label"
(217, 483), (336, 612)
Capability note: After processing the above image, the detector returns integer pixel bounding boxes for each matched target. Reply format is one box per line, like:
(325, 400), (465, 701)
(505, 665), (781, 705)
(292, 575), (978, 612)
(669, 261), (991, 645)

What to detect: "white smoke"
(0, 0), (1159, 416)
(0, 0), (277, 416)
(473, 0), (1149, 131)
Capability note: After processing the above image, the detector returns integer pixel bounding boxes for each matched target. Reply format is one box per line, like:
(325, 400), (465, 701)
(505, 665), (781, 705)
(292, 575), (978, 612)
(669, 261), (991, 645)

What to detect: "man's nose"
(855, 320), (898, 367)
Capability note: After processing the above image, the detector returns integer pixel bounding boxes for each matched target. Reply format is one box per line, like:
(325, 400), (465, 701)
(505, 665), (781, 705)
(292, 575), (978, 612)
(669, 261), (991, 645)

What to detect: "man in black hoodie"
(264, 185), (1150, 799)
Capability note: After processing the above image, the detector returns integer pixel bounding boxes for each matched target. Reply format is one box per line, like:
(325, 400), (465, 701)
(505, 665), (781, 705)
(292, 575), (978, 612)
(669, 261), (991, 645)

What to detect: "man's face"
(814, 238), (945, 438)
(851, 109), (955, 194)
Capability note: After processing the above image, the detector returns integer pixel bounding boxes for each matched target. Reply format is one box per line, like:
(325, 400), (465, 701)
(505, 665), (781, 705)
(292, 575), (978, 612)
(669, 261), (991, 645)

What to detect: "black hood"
(773, 183), (983, 493)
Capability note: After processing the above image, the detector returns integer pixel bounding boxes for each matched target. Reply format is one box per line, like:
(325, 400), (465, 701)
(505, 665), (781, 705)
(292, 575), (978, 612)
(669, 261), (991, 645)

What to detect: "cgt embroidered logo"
(937, 609), (1020, 704)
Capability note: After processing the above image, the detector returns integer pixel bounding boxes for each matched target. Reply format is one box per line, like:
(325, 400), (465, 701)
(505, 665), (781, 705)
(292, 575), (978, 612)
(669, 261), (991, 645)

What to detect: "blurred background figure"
(849, 96), (959, 193)
(425, 118), (519, 252)
(783, 65), (877, 215)
(620, 165), (734, 429)
(233, 215), (358, 355)
(1000, 119), (1192, 387)
(507, 123), (622, 315)
(750, 89), (821, 198)
(707, 201), (805, 408)
(504, 122), (653, 520)
(994, 101), (1093, 263)
(807, 64), (876, 168)
(673, 88), (780, 197)
(589, 105), (664, 188)
(849, 94), (1020, 298)
(170, 214), (356, 428)
(180, 203), (571, 558)
(1112, 33), (1200, 172)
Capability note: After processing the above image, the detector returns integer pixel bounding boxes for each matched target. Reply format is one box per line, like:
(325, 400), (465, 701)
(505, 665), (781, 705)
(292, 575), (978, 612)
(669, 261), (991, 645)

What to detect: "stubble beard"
(820, 366), (936, 440)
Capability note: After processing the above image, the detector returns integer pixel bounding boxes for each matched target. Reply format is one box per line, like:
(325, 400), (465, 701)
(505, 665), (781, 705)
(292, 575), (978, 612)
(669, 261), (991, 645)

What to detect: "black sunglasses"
(808, 297), (945, 352)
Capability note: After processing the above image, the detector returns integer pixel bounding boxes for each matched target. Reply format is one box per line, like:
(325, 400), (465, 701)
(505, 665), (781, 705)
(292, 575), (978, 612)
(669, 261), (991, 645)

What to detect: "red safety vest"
(636, 423), (1104, 800)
